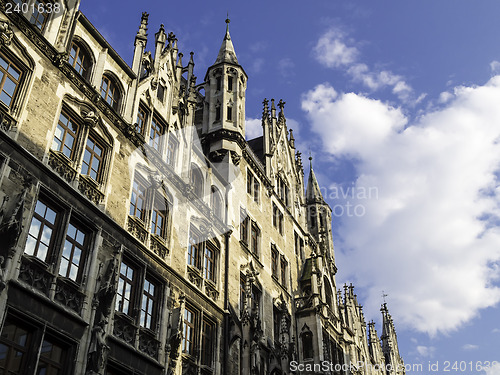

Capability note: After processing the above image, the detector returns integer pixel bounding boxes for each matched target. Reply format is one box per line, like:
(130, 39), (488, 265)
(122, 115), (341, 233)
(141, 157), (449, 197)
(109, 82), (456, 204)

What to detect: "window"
(182, 306), (196, 355)
(188, 229), (201, 268)
(157, 83), (166, 102)
(166, 135), (178, 167)
(215, 104), (221, 122)
(30, 0), (51, 31)
(149, 116), (164, 151)
(0, 318), (73, 375)
(136, 104), (148, 134)
(25, 198), (59, 261)
(151, 195), (169, 239)
(81, 136), (104, 182)
(24, 195), (90, 284)
(100, 75), (120, 110)
(203, 245), (215, 282)
(128, 174), (172, 246)
(271, 246), (278, 279)
(240, 209), (248, 244)
(140, 278), (157, 329)
(273, 308), (281, 343)
(273, 203), (284, 235)
(226, 105), (232, 121)
(250, 222), (260, 256)
(294, 232), (304, 258)
(201, 319), (215, 366)
(190, 165), (204, 197)
(116, 260), (135, 315)
(280, 256), (288, 286)
(52, 112), (79, 159)
(228, 76), (233, 91)
(211, 186), (223, 220)
(251, 285), (261, 315)
(58, 222), (88, 282)
(277, 176), (289, 207)
(246, 171), (260, 203)
(0, 53), (21, 108)
(69, 41), (92, 80)
(302, 332), (314, 360)
(240, 275), (246, 312)
(129, 177), (147, 221)
(216, 76), (221, 91)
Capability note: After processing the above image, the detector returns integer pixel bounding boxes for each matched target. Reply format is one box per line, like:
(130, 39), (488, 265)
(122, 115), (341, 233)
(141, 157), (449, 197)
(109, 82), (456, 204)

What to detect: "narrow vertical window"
(116, 261), (135, 315)
(204, 246), (215, 282)
(271, 246), (278, 279)
(25, 199), (58, 261)
(226, 106), (232, 121)
(149, 117), (163, 151)
(81, 136), (104, 182)
(182, 307), (196, 355)
(166, 135), (178, 167)
(69, 41), (92, 80)
(136, 105), (148, 134)
(302, 332), (314, 360)
(201, 320), (215, 366)
(188, 230), (200, 268)
(129, 178), (147, 221)
(250, 223), (259, 256)
(240, 211), (248, 244)
(253, 179), (260, 203)
(247, 172), (253, 195)
(280, 256), (287, 287)
(140, 278), (157, 329)
(228, 76), (233, 91)
(0, 54), (21, 108)
(100, 75), (120, 110)
(216, 76), (221, 91)
(59, 223), (87, 282)
(157, 83), (165, 102)
(52, 112), (79, 159)
(240, 275), (246, 312)
(151, 196), (168, 238)
(215, 104), (221, 122)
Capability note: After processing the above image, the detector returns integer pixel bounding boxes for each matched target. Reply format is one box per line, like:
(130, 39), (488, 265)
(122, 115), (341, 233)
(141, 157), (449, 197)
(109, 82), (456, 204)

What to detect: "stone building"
(0, 0), (405, 374)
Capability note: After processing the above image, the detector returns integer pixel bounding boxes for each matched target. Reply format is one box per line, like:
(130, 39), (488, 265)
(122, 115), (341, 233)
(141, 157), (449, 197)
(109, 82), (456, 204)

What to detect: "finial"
(382, 290), (388, 303)
(278, 99), (286, 115)
(189, 51), (194, 64)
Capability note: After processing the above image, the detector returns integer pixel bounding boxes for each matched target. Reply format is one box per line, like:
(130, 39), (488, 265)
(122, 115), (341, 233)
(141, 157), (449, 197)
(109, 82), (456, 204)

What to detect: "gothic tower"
(203, 18), (248, 163)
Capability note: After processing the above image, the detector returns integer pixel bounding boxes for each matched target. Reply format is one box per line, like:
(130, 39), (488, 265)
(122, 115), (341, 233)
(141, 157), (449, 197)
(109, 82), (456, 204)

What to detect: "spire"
(135, 12), (148, 44)
(306, 156), (326, 204)
(214, 16), (239, 65)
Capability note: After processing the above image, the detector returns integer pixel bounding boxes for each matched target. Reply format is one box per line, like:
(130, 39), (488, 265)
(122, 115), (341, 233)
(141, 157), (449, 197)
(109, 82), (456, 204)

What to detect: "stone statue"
(86, 319), (110, 375)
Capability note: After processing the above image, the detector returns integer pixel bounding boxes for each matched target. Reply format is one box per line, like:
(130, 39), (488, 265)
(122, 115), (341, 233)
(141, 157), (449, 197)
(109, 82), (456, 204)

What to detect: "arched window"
(100, 74), (121, 111)
(302, 332), (314, 360)
(191, 165), (204, 197)
(211, 186), (223, 219)
(69, 40), (93, 80)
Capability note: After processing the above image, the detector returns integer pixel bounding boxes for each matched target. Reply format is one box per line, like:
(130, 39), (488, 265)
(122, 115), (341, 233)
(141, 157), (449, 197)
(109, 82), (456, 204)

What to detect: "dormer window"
(100, 74), (121, 111)
(69, 41), (92, 80)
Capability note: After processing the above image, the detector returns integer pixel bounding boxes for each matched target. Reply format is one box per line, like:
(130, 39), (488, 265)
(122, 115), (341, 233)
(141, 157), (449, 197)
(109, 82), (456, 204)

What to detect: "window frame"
(81, 134), (105, 183)
(135, 103), (149, 135)
(149, 115), (165, 152)
(100, 74), (121, 111)
(68, 40), (93, 80)
(0, 52), (22, 109)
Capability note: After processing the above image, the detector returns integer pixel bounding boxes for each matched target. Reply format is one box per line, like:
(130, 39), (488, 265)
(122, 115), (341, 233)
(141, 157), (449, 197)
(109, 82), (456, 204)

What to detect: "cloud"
(416, 345), (436, 358)
(490, 60), (500, 75)
(462, 344), (479, 351)
(313, 29), (421, 103)
(245, 118), (262, 140)
(492, 328), (500, 333)
(278, 58), (295, 78)
(313, 29), (358, 68)
(302, 77), (500, 335)
(483, 362), (500, 375)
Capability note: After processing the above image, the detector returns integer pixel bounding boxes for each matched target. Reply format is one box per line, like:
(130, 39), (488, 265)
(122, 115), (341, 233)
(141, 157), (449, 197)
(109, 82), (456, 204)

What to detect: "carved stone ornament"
(0, 20), (13, 48)
(85, 319), (110, 375)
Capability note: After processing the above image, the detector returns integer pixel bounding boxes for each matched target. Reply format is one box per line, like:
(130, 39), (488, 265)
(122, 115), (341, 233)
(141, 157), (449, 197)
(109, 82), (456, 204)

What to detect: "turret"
(153, 24), (166, 74)
(306, 157), (335, 260)
(132, 12), (148, 75)
(203, 17), (248, 163)
(381, 303), (406, 375)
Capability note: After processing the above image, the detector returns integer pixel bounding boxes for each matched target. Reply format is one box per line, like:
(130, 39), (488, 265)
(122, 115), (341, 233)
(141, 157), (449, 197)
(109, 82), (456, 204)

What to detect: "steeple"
(306, 157), (325, 205)
(381, 303), (406, 375)
(214, 17), (239, 65)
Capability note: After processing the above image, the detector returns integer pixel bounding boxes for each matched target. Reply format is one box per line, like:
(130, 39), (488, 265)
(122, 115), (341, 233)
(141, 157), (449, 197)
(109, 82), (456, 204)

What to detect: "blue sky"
(81, 0), (500, 373)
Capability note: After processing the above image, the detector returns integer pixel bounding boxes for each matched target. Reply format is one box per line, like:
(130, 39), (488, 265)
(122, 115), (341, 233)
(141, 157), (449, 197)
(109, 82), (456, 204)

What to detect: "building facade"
(0, 1), (405, 374)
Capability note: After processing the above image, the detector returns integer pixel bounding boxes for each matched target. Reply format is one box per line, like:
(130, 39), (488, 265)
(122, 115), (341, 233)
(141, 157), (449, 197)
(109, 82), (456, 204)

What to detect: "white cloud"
(278, 57), (295, 78)
(302, 77), (500, 335)
(245, 118), (262, 140)
(490, 60), (500, 75)
(313, 29), (358, 68)
(492, 328), (500, 333)
(313, 29), (421, 103)
(462, 344), (479, 351)
(416, 345), (435, 358)
(483, 362), (500, 375)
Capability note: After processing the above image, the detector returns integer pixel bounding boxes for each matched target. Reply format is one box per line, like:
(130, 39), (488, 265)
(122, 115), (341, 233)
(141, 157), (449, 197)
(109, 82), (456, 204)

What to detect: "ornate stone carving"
(48, 150), (77, 183)
(0, 20), (13, 48)
(205, 281), (219, 301)
(86, 320), (110, 375)
(138, 328), (159, 359)
(127, 215), (148, 243)
(78, 175), (104, 204)
(186, 265), (202, 287)
(54, 277), (84, 313)
(0, 108), (16, 132)
(150, 234), (168, 258)
(18, 256), (53, 295)
(113, 313), (137, 344)
(94, 250), (120, 321)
